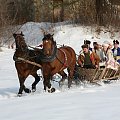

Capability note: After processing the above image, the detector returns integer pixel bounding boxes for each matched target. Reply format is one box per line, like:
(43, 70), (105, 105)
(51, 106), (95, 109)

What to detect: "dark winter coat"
(112, 47), (120, 63)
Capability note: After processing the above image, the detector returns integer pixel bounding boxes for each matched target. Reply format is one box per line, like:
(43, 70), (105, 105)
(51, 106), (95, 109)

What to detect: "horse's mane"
(42, 34), (54, 41)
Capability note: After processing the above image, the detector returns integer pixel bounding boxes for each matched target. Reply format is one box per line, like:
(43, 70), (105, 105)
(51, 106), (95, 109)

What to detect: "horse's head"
(42, 34), (56, 56)
(13, 32), (28, 51)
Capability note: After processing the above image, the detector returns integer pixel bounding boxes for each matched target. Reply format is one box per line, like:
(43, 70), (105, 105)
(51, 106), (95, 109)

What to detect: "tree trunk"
(95, 0), (104, 25)
(53, 0), (64, 22)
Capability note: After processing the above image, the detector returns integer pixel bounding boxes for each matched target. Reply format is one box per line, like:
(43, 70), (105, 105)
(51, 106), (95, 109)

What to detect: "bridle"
(40, 40), (57, 62)
(13, 34), (29, 62)
(15, 35), (28, 51)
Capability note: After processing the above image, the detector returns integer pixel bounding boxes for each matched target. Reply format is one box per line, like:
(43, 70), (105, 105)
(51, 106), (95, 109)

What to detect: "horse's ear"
(51, 34), (54, 37)
(43, 32), (46, 36)
(51, 34), (54, 41)
(40, 28), (47, 36)
(20, 31), (24, 36)
(50, 34), (54, 39)
(13, 33), (17, 38)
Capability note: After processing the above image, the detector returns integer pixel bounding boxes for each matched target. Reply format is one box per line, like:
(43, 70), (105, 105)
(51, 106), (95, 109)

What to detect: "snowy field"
(0, 22), (120, 120)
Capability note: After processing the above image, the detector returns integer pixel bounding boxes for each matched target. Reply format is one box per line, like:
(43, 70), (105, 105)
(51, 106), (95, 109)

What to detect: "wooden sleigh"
(76, 65), (120, 83)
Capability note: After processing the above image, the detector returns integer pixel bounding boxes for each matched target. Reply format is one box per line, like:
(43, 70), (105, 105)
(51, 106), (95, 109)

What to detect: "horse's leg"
(58, 71), (67, 86)
(43, 75), (51, 91)
(67, 67), (75, 88)
(18, 74), (31, 96)
(18, 78), (25, 96)
(31, 73), (40, 92)
(18, 75), (31, 96)
(43, 75), (55, 93)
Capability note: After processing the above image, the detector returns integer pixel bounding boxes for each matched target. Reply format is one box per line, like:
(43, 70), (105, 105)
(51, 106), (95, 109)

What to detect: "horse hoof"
(48, 88), (56, 93)
(24, 88), (31, 93)
(32, 89), (36, 92)
(32, 85), (36, 91)
(17, 93), (22, 97)
(51, 88), (55, 93)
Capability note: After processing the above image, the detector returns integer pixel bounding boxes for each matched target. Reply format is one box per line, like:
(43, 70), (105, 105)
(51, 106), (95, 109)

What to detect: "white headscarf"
(102, 43), (109, 48)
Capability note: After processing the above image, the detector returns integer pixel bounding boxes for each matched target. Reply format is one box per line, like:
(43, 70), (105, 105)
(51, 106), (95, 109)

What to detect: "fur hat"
(113, 40), (119, 44)
(84, 40), (91, 44)
(93, 42), (98, 45)
(81, 44), (89, 49)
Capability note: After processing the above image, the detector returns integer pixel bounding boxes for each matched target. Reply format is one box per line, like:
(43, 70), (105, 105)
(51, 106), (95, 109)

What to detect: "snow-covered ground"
(0, 22), (120, 120)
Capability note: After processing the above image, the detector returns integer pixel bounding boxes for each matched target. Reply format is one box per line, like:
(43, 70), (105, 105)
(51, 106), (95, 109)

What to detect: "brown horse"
(13, 32), (42, 96)
(41, 34), (76, 92)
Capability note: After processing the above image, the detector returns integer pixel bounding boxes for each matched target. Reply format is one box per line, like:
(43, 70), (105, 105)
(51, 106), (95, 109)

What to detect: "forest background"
(0, 0), (120, 47)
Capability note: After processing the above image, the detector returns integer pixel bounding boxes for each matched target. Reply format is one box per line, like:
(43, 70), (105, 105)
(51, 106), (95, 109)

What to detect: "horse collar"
(40, 44), (57, 62)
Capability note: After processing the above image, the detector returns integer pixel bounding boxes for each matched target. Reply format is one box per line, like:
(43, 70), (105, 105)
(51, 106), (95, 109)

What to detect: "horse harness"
(13, 46), (42, 63)
(56, 48), (68, 71)
(40, 41), (68, 70)
(14, 33), (68, 70)
(39, 43), (57, 62)
(13, 48), (30, 63)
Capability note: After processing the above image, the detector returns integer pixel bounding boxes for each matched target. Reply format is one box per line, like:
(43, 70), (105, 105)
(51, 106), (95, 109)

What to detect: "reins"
(56, 48), (68, 68)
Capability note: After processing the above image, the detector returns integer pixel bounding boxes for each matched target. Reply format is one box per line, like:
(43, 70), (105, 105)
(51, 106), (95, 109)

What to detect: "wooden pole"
(17, 57), (42, 68)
